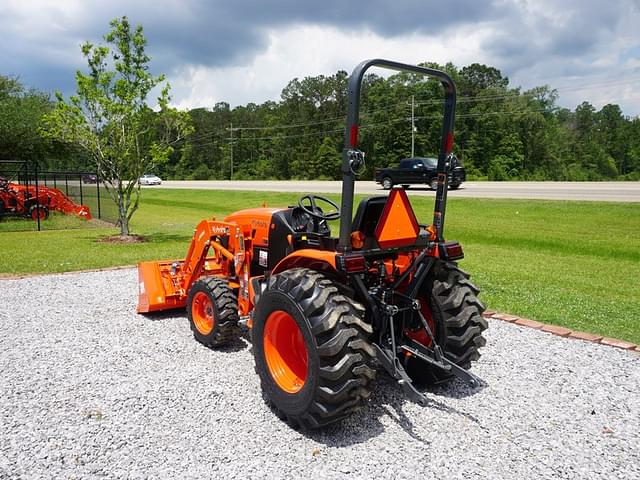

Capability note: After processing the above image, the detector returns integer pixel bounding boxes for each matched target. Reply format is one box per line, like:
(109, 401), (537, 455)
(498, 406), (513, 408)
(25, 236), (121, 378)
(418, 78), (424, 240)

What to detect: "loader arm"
(137, 219), (247, 313)
(180, 219), (241, 292)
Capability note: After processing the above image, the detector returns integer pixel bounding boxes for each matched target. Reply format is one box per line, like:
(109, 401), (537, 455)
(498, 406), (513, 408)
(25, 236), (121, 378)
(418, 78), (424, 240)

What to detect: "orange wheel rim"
(263, 310), (308, 393)
(192, 291), (214, 335)
(31, 208), (45, 220)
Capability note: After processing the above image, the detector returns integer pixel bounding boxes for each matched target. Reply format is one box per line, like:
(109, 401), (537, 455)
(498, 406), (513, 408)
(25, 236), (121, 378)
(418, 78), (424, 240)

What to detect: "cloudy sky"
(1, 0), (639, 116)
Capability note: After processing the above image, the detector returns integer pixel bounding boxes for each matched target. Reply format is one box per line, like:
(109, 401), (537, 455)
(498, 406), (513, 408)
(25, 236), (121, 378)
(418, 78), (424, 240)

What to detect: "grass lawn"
(1, 188), (638, 344)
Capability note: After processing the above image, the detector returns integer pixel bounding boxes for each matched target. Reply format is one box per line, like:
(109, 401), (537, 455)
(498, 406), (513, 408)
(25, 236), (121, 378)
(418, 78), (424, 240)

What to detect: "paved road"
(155, 180), (640, 202)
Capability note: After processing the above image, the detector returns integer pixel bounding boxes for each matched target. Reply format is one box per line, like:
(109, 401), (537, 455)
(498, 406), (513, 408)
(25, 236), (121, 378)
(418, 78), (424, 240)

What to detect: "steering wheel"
(298, 194), (341, 221)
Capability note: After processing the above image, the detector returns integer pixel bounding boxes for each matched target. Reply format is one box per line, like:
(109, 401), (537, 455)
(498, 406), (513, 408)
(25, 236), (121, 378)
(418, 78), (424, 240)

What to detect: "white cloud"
(1, 0), (639, 115)
(169, 24), (494, 110)
(168, 18), (640, 116)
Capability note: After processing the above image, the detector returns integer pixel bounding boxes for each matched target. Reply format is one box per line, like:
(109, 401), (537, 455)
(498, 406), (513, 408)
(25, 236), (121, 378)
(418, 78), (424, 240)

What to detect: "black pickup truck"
(374, 156), (465, 190)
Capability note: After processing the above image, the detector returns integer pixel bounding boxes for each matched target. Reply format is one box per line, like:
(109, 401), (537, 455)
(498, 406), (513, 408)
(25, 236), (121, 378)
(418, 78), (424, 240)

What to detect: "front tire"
(381, 177), (393, 190)
(429, 178), (438, 191)
(253, 268), (376, 428)
(405, 261), (487, 385)
(29, 205), (49, 221)
(187, 277), (239, 348)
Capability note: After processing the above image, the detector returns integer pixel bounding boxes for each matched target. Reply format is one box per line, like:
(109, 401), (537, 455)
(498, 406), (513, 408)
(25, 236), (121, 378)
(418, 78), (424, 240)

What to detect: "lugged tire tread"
(188, 277), (240, 347)
(255, 268), (375, 429)
(406, 261), (487, 384)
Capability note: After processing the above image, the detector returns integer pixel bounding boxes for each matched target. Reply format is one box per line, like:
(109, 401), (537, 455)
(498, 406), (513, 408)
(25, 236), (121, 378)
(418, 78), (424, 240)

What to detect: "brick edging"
(483, 310), (640, 353)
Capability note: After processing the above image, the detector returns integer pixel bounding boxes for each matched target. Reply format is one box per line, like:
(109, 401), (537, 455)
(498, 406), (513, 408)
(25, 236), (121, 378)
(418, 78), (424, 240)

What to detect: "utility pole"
(227, 123), (236, 180)
(411, 95), (416, 157)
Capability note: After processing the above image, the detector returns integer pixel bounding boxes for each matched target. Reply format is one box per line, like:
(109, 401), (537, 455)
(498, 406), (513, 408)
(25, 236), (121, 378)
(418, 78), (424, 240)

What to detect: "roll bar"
(337, 59), (457, 251)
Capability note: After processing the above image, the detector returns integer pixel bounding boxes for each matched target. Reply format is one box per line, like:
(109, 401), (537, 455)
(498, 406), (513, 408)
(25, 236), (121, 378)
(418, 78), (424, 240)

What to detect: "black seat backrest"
(351, 196), (387, 236)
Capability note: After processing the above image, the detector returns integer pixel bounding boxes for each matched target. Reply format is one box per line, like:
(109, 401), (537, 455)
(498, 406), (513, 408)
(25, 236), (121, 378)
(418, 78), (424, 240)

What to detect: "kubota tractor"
(0, 176), (92, 221)
(0, 176), (50, 221)
(137, 59), (488, 428)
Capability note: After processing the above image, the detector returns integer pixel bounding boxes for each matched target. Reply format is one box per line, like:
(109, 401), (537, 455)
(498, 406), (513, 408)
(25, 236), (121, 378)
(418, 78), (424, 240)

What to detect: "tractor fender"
(271, 249), (338, 276)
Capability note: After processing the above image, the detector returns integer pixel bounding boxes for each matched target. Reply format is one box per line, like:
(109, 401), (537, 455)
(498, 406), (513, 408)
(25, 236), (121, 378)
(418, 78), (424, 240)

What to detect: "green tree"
(459, 64), (509, 97)
(0, 75), (74, 168)
(41, 17), (192, 235)
(170, 60), (640, 183)
(306, 136), (340, 179)
(488, 133), (524, 180)
(623, 118), (640, 178)
(597, 104), (625, 172)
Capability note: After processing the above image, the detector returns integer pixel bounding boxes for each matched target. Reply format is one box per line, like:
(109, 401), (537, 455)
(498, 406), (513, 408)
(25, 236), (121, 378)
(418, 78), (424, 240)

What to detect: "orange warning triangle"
(374, 188), (420, 248)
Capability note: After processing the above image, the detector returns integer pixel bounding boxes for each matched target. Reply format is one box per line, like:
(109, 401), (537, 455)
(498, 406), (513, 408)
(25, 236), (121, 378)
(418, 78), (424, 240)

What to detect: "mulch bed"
(97, 234), (147, 244)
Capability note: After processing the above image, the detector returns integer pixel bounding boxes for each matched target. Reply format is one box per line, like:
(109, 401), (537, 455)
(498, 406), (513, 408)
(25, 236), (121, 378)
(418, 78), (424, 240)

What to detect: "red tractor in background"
(0, 176), (51, 221)
(0, 176), (91, 221)
(137, 59), (488, 428)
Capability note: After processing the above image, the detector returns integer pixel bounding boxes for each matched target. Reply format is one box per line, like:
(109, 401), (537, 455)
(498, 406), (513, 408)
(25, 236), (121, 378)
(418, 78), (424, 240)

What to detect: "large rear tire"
(253, 268), (376, 428)
(187, 277), (239, 348)
(405, 261), (487, 385)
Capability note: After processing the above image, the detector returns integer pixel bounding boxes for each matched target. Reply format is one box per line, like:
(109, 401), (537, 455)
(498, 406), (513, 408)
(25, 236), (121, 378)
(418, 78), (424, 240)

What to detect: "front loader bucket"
(137, 261), (186, 313)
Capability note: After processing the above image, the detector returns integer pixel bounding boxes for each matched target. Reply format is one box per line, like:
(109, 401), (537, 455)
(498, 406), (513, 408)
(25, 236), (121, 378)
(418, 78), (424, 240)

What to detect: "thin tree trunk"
(117, 182), (129, 236)
(119, 199), (129, 235)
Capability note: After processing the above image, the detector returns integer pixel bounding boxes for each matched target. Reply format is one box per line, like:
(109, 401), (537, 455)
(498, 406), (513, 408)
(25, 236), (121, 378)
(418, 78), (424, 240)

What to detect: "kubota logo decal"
(210, 226), (229, 235)
(251, 219), (267, 229)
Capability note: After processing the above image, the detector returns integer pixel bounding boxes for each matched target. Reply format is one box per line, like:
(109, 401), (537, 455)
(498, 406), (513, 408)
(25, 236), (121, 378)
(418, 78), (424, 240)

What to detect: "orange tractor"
(138, 59), (488, 428)
(0, 176), (91, 221)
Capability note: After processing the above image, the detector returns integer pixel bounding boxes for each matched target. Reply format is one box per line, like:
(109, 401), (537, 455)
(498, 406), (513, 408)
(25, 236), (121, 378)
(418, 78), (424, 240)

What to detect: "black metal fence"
(0, 160), (118, 232)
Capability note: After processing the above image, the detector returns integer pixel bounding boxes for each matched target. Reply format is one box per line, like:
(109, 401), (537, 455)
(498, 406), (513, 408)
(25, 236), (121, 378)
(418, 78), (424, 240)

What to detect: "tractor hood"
(224, 207), (285, 244)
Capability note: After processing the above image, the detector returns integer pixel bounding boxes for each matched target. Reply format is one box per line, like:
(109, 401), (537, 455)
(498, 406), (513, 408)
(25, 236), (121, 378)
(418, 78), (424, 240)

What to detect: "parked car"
(139, 174), (162, 186)
(374, 156), (465, 190)
(81, 174), (98, 184)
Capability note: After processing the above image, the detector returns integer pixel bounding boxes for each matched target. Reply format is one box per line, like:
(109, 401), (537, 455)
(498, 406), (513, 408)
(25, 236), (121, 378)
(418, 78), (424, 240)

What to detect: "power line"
(186, 107), (554, 148)
(181, 74), (640, 146)
(411, 75), (640, 107)
(230, 115), (345, 131)
(183, 87), (537, 137)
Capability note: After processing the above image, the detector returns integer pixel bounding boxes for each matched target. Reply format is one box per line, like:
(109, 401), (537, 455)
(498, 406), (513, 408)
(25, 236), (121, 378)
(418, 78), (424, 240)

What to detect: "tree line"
(2, 63), (640, 182)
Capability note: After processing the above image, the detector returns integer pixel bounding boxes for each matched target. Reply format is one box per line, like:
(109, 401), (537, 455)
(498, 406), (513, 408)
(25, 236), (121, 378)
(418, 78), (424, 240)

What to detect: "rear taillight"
(338, 254), (367, 273)
(438, 241), (464, 260)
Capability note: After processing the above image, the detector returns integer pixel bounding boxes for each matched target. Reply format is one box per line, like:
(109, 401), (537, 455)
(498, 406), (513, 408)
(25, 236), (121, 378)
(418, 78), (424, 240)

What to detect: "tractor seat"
(352, 196), (387, 235)
(351, 196), (387, 249)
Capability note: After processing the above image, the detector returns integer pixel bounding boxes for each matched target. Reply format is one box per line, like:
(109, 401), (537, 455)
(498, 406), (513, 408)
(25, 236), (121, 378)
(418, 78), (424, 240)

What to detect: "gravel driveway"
(1, 269), (638, 479)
